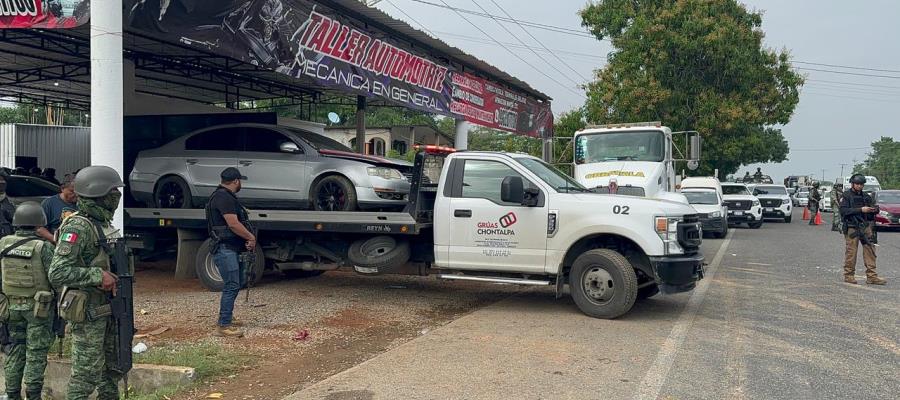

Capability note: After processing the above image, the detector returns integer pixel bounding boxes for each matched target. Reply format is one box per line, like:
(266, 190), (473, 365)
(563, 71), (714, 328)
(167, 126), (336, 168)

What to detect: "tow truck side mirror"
(501, 176), (525, 204)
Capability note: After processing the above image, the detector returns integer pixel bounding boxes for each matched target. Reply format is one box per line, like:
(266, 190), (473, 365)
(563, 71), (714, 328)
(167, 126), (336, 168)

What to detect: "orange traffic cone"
(814, 211), (823, 225)
(802, 207), (810, 220)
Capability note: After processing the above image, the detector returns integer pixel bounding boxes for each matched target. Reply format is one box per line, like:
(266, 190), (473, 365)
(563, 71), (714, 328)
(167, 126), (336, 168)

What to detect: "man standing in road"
(0, 175), (16, 238)
(36, 174), (78, 244)
(840, 174), (886, 285)
(48, 166), (125, 399)
(831, 183), (843, 232)
(0, 202), (55, 400)
(808, 181), (821, 225)
(205, 167), (255, 338)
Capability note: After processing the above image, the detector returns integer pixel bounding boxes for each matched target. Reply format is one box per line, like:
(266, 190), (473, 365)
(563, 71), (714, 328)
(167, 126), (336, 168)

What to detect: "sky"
(375, 0), (900, 183)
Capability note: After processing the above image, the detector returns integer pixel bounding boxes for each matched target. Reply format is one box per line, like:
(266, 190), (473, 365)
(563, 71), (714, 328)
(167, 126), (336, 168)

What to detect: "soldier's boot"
(843, 275), (858, 284)
(215, 326), (244, 338)
(6, 390), (23, 400)
(25, 387), (42, 400)
(866, 276), (886, 285)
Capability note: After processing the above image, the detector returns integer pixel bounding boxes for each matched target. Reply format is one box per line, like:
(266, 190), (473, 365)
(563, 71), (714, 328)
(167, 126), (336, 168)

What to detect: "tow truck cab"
(432, 151), (704, 317)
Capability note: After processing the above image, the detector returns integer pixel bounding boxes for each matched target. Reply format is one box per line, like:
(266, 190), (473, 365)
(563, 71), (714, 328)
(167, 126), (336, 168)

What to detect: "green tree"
(580, 0), (803, 177)
(853, 136), (900, 189)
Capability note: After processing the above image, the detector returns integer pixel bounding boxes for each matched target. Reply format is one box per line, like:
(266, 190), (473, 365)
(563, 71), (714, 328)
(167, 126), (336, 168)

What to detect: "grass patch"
(135, 341), (252, 379)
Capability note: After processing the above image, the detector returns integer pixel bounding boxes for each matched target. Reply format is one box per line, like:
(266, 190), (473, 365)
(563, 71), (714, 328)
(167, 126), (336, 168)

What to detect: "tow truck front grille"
(677, 214), (701, 253)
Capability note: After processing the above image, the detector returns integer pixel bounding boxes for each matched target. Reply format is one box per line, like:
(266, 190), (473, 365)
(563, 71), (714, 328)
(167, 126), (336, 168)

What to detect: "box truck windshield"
(575, 130), (665, 164)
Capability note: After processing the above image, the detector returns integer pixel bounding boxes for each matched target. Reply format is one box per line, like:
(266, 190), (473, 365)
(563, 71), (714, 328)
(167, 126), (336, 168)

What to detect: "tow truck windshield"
(516, 157), (590, 193)
(575, 130), (665, 164)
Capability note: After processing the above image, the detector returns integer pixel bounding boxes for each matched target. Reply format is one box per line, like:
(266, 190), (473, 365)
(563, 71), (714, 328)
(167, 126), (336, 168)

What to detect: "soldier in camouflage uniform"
(831, 183), (843, 232)
(48, 166), (124, 400)
(0, 202), (55, 400)
(0, 175), (16, 237)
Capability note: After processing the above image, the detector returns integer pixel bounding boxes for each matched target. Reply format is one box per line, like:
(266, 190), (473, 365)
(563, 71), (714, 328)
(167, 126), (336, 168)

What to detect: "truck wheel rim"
(204, 253), (223, 283)
(583, 267), (615, 304)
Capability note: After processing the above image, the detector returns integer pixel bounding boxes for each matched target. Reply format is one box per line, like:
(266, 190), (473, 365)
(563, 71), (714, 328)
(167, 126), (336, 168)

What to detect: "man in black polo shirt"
(206, 167), (256, 337)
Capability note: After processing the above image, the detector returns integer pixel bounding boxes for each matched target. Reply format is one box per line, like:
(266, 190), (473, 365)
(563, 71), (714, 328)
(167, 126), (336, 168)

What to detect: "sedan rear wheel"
(154, 176), (193, 209)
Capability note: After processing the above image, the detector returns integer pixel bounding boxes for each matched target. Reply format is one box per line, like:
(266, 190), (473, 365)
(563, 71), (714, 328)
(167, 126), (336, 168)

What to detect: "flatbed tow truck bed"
(124, 208), (429, 235)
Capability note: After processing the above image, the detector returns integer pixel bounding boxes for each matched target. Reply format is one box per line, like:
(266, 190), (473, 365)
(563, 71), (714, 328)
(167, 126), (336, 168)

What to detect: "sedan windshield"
(515, 157), (589, 193)
(722, 185), (750, 195)
(575, 130), (665, 163)
(876, 192), (900, 204)
(753, 186), (787, 196)
(285, 127), (352, 152)
(683, 191), (719, 205)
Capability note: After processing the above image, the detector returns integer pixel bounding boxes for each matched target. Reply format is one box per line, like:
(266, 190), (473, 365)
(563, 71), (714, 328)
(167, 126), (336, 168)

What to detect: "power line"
(805, 83), (900, 97)
(469, 0), (586, 88)
(407, 0), (600, 39)
(488, 0), (592, 82)
(802, 91), (900, 104)
(791, 146), (870, 152)
(435, 0), (586, 99)
(432, 30), (607, 60)
(798, 67), (900, 80)
(806, 79), (900, 91)
(793, 60), (900, 74)
(384, 0), (438, 38)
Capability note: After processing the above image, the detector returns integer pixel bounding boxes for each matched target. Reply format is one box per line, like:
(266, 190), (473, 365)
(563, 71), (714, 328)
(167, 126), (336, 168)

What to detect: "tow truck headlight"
(753, 200), (760, 207)
(367, 167), (404, 180)
(709, 211), (722, 218)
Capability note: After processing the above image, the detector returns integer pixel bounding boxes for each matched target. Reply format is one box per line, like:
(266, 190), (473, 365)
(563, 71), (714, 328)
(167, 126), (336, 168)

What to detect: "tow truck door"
(443, 157), (548, 273)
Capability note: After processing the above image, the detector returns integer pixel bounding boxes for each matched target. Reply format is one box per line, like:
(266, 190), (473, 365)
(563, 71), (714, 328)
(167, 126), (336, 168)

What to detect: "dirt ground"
(132, 260), (523, 399)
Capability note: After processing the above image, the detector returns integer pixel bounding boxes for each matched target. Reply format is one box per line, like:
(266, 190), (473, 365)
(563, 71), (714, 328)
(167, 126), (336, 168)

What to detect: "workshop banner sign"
(125, 0), (552, 137)
(0, 0), (89, 28)
(450, 72), (553, 138)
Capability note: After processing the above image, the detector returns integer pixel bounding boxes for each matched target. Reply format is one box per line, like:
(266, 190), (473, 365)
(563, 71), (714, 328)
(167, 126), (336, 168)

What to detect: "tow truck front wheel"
(569, 249), (638, 319)
(196, 239), (265, 291)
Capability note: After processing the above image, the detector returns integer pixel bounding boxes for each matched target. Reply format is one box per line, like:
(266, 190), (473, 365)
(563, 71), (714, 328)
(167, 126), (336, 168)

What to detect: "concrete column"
(356, 95), (366, 154)
(91, 0), (124, 231)
(542, 138), (553, 163)
(454, 119), (469, 150)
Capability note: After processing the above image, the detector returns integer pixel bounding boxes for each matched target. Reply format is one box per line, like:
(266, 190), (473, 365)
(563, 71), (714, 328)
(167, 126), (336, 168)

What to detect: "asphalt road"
(286, 209), (899, 400)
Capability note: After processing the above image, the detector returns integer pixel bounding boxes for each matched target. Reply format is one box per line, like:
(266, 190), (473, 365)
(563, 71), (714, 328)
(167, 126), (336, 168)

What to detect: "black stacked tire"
(347, 236), (410, 271)
(195, 239), (265, 292)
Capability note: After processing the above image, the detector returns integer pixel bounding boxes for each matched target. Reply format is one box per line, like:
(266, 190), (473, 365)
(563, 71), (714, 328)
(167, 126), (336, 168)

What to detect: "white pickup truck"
(126, 148), (705, 319)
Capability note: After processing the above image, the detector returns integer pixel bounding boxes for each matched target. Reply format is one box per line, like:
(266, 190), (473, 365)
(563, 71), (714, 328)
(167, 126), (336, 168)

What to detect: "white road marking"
(635, 229), (734, 400)
(746, 262), (772, 266)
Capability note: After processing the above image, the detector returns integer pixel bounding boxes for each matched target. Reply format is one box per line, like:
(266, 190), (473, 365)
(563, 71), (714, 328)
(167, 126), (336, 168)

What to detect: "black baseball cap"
(221, 167), (247, 181)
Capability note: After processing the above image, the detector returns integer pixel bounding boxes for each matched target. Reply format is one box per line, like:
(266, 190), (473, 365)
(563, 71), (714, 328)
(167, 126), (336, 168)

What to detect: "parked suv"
(752, 184), (793, 223)
(130, 123), (412, 211)
(681, 188), (728, 238)
(721, 183), (763, 228)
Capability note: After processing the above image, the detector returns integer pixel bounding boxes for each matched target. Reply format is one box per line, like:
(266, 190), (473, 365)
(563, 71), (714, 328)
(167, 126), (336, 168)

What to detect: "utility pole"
(839, 163), (848, 180)
(821, 169), (826, 181)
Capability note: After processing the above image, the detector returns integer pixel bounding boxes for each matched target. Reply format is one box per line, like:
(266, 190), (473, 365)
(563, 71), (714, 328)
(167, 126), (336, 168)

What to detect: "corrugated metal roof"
(322, 0), (552, 102)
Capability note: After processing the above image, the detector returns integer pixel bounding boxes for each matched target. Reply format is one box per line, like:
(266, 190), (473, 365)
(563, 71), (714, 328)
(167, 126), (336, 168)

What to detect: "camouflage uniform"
(1, 229), (55, 400)
(830, 189), (843, 232)
(48, 198), (122, 400)
(0, 196), (14, 237)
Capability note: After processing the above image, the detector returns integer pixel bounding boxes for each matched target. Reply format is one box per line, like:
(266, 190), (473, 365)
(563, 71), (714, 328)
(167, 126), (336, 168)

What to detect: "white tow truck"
(126, 147), (704, 319)
(571, 122), (701, 203)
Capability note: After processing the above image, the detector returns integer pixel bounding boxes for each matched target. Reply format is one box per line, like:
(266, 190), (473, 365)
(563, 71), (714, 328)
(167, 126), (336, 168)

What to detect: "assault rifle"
(240, 251), (256, 303)
(51, 303), (66, 357)
(108, 238), (134, 375)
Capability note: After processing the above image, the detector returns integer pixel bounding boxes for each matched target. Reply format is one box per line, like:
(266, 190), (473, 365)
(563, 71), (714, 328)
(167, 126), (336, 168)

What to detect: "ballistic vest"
(58, 213), (122, 274)
(0, 234), (51, 298)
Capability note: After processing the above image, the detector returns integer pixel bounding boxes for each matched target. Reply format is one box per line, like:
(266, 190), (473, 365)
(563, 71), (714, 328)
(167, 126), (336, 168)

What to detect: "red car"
(874, 190), (900, 230)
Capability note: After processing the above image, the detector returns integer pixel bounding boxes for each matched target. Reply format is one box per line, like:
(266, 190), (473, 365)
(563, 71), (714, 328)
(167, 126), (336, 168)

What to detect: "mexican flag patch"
(61, 233), (79, 243)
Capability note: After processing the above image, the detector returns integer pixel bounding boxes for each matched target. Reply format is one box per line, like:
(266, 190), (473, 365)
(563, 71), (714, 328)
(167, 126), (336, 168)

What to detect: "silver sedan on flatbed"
(129, 123), (412, 211)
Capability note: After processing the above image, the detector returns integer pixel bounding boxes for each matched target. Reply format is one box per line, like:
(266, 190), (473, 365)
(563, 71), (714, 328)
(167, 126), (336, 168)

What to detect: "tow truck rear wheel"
(569, 249), (638, 319)
(196, 239), (265, 291)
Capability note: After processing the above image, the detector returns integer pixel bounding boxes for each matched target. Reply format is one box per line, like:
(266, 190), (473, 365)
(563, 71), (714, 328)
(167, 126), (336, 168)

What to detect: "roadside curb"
(0, 356), (195, 399)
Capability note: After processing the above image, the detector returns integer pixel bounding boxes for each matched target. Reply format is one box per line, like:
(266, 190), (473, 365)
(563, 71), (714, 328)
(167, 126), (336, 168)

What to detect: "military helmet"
(849, 174), (866, 185)
(812, 181), (820, 188)
(73, 166), (125, 198)
(12, 201), (47, 228)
